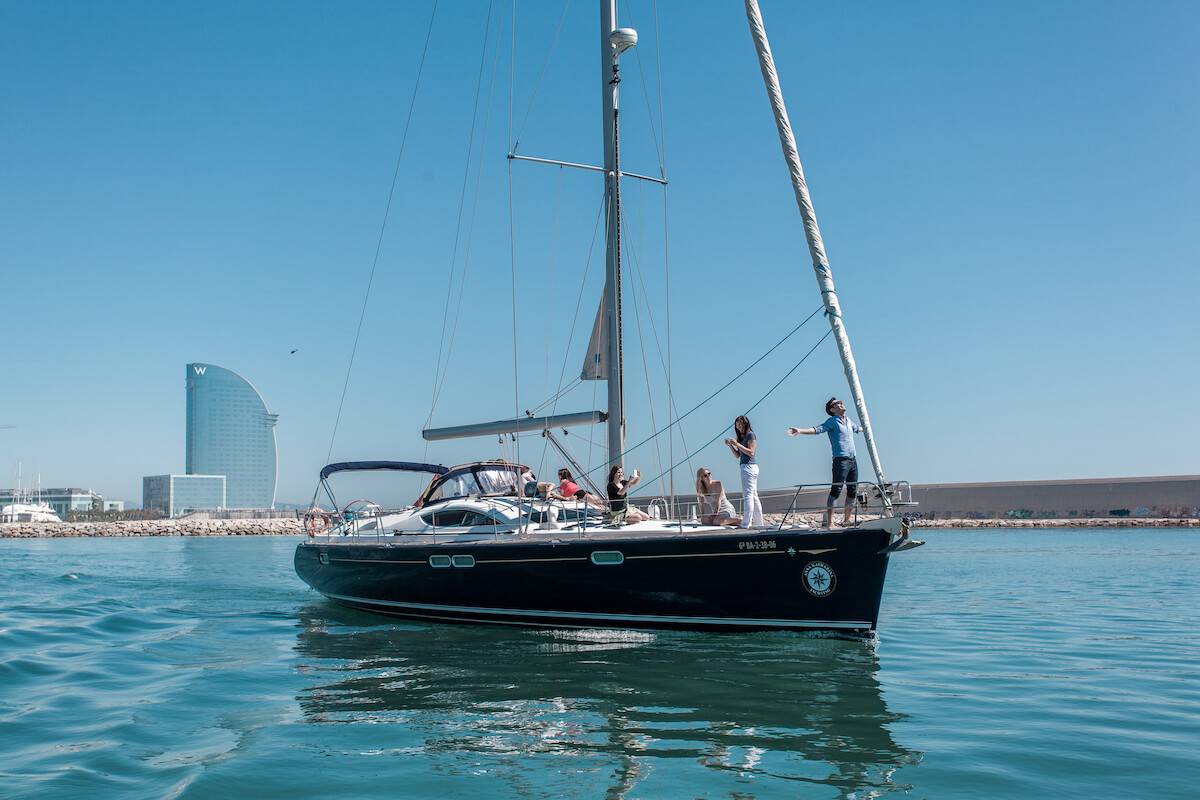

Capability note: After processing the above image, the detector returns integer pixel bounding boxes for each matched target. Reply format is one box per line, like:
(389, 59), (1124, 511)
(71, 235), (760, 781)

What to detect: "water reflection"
(294, 603), (918, 797)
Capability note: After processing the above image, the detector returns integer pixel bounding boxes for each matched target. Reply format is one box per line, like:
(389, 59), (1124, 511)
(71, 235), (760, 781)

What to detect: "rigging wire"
(633, 328), (833, 496)
(617, 182), (694, 481)
(620, 202), (667, 499)
(539, 162), (563, 429)
(324, 0), (440, 465)
(622, 0), (665, 173)
(527, 377), (583, 417)
(631, 47), (664, 174)
(426, 17), (507, 424)
(522, 194), (605, 420)
(531, 178), (594, 484)
(507, 0), (521, 481)
(650, 0), (675, 509)
(425, 0), (496, 431)
(587, 378), (598, 469)
(576, 305), (825, 484)
(510, 0), (573, 153)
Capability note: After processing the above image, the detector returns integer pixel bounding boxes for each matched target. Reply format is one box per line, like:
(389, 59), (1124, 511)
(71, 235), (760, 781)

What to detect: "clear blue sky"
(2, 1), (1197, 506)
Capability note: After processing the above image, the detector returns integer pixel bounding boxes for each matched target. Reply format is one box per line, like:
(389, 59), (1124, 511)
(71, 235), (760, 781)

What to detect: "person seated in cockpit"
(557, 468), (606, 509)
(521, 469), (566, 502)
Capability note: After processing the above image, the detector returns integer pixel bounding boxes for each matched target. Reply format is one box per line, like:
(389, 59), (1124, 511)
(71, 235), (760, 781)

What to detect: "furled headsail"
(580, 297), (608, 380)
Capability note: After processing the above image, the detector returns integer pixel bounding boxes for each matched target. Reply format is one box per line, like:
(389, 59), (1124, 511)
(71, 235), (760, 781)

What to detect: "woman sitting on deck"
(695, 468), (741, 527)
(606, 466), (649, 524)
(558, 469), (606, 509)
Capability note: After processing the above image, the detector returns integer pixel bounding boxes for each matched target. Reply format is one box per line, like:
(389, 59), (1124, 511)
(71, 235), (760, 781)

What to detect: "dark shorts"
(828, 456), (858, 506)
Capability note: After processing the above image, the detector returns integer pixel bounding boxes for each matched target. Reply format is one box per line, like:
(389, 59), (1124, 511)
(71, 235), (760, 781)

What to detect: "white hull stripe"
(324, 592), (872, 629)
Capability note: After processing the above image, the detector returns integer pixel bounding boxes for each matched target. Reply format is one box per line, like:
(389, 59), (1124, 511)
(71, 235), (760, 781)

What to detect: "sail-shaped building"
(185, 363), (278, 509)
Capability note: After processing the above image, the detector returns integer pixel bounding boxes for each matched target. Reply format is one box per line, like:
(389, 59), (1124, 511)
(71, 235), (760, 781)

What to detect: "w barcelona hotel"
(143, 363), (278, 516)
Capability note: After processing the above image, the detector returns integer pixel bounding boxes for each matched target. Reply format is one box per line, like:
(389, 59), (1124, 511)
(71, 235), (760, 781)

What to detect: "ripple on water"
(0, 530), (1197, 799)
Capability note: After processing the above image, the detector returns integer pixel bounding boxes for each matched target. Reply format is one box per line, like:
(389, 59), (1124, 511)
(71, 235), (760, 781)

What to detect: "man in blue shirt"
(788, 397), (862, 528)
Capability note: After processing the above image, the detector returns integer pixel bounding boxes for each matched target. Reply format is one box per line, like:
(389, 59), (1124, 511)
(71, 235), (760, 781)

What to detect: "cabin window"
(451, 555), (476, 568)
(590, 551), (625, 565)
(421, 509), (503, 528)
(429, 555), (452, 568)
(422, 509), (469, 527)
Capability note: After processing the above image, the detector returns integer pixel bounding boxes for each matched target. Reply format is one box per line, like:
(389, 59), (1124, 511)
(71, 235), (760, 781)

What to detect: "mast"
(600, 1), (637, 470)
(743, 0), (889, 494)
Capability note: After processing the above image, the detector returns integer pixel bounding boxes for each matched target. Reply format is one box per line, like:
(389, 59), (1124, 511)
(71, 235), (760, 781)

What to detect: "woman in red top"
(557, 469), (605, 509)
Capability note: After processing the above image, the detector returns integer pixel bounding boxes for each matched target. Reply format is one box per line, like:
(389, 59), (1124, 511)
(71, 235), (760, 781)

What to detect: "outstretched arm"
(787, 426), (820, 436)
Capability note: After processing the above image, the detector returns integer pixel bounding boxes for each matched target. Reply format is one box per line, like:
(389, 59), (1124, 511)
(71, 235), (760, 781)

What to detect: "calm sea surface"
(0, 530), (1196, 799)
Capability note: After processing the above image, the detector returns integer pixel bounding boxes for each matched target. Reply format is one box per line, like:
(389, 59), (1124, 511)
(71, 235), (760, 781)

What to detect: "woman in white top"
(695, 468), (741, 526)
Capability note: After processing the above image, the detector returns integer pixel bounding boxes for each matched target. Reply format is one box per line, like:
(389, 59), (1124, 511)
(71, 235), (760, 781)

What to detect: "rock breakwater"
(0, 518), (304, 538)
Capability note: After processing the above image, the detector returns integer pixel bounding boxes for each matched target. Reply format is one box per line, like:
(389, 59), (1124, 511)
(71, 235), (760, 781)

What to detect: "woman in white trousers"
(725, 415), (764, 528)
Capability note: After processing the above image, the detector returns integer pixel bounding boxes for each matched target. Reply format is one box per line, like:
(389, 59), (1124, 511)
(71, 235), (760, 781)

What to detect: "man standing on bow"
(788, 397), (862, 528)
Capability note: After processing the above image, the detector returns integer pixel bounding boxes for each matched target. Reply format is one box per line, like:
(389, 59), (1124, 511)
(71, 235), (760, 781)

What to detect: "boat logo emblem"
(802, 561), (836, 597)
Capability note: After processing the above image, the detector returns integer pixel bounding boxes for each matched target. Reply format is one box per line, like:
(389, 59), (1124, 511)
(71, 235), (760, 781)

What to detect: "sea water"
(0, 530), (1196, 799)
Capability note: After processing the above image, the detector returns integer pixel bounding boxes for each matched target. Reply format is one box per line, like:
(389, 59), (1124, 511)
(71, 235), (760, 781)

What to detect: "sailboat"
(294, 0), (922, 634)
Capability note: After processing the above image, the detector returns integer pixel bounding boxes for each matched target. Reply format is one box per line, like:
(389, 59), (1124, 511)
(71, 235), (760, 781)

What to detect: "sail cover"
(581, 296), (608, 380)
(422, 410), (607, 442)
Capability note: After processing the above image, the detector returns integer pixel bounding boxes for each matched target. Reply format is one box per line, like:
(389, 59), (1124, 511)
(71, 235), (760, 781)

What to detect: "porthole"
(318, 551), (330, 565)
(429, 555), (452, 568)
(590, 550), (625, 565)
(451, 555), (476, 568)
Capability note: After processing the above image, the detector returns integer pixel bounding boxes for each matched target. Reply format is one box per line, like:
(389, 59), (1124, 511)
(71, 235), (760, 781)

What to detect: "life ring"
(304, 509), (331, 537)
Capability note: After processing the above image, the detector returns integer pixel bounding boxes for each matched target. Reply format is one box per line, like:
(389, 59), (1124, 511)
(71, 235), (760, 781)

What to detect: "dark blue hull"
(295, 526), (896, 634)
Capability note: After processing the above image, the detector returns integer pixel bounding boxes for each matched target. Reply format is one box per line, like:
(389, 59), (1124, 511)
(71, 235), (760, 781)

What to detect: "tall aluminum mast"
(743, 0), (889, 494)
(600, 1), (637, 470)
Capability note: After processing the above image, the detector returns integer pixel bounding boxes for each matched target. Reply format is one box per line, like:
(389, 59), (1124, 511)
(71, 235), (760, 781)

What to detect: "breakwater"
(1, 516), (1196, 538)
(0, 518), (303, 538)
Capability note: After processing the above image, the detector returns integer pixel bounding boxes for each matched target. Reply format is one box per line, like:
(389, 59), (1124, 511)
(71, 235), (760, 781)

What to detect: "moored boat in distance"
(0, 499), (62, 524)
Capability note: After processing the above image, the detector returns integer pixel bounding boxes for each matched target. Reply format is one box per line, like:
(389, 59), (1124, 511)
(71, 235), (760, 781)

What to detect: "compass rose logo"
(802, 561), (836, 597)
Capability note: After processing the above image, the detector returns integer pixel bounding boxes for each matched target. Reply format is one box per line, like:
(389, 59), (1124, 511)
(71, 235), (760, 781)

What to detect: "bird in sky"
(289, 349), (298, 355)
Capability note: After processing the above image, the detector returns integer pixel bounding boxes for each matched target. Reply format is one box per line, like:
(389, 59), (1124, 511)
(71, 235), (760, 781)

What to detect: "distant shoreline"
(1, 516), (1197, 539)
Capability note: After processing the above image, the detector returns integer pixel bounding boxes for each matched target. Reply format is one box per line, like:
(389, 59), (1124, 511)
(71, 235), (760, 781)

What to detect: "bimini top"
(319, 461), (449, 481)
